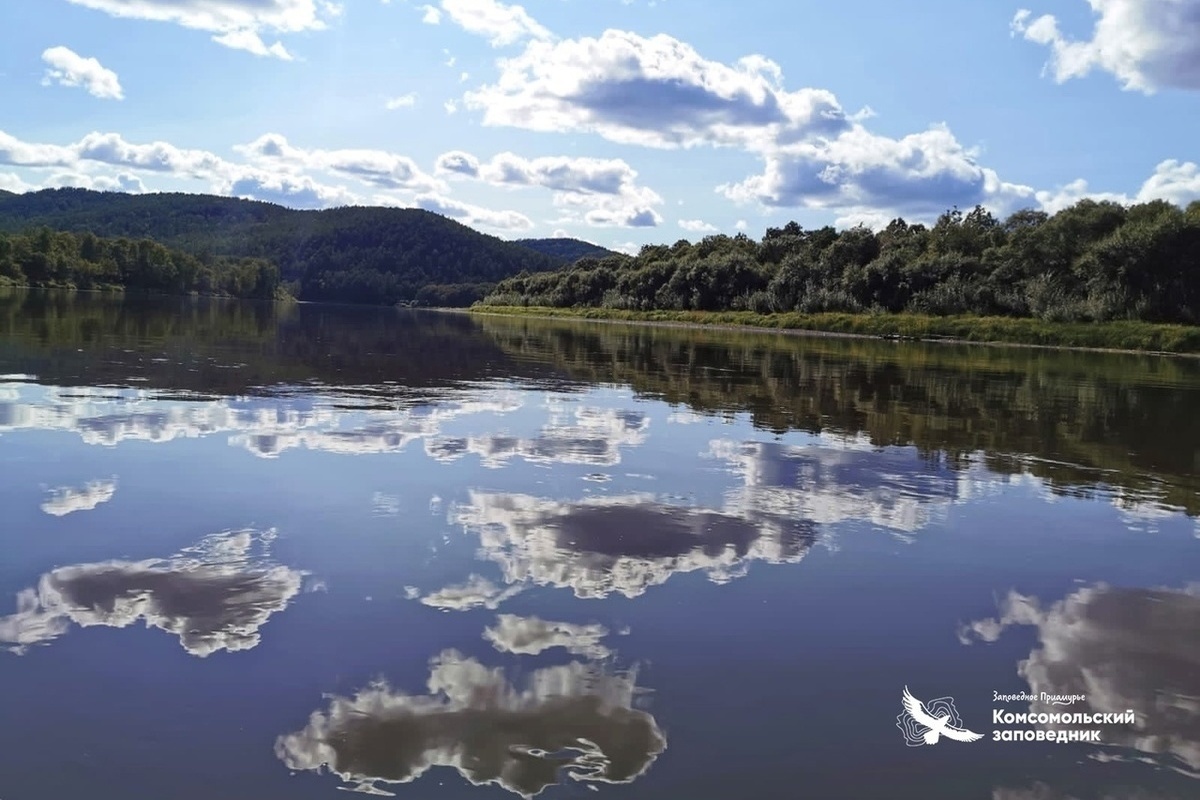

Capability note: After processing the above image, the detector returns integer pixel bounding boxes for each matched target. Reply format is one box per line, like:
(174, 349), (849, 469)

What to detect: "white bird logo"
(897, 686), (983, 745)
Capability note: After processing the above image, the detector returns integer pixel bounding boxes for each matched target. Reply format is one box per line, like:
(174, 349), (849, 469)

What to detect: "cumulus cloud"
(1036, 159), (1200, 214)
(1012, 2), (1200, 93)
(438, 0), (551, 47)
(483, 614), (613, 658)
(425, 405), (649, 468)
(435, 150), (481, 177)
(464, 30), (849, 150)
(234, 133), (444, 193)
(41, 46), (124, 99)
(64, 0), (339, 59)
(275, 649), (666, 796)
(416, 192), (533, 230)
(429, 488), (817, 601)
(679, 218), (717, 233)
(40, 477), (118, 516)
(434, 149), (663, 228)
(962, 583), (1200, 777)
(419, 4), (441, 24)
(0, 128), (474, 209)
(721, 123), (1037, 221)
(0, 128), (356, 208)
(0, 528), (303, 657)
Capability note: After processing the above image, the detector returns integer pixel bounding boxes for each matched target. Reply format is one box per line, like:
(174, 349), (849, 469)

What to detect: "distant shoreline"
(457, 305), (1200, 358)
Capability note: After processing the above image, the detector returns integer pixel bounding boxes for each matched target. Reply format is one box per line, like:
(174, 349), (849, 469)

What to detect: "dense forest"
(514, 238), (618, 262)
(0, 189), (564, 306)
(0, 227), (280, 299)
(484, 199), (1200, 325)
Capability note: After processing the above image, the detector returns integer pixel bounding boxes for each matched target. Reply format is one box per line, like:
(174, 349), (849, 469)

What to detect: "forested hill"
(515, 238), (619, 262)
(483, 199), (1200, 326)
(0, 188), (563, 306)
(0, 227), (280, 299)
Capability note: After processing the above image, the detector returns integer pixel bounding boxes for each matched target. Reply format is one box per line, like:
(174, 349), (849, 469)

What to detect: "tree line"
(0, 227), (281, 299)
(483, 199), (1200, 325)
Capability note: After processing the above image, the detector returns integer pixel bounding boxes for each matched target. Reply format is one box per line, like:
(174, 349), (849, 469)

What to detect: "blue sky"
(1, 0), (1198, 252)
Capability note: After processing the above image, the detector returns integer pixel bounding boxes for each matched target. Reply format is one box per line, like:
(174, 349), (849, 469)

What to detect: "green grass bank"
(468, 305), (1200, 355)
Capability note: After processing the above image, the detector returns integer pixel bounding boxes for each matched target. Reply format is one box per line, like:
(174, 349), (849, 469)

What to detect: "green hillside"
(0, 188), (563, 306)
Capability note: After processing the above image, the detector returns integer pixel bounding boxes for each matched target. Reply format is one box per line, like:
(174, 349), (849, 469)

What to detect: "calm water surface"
(1, 290), (1199, 800)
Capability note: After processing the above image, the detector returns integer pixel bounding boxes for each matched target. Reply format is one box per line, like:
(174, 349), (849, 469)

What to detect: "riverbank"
(466, 305), (1200, 356)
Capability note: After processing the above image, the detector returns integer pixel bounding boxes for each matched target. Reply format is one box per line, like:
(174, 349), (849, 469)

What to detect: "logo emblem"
(897, 686), (983, 746)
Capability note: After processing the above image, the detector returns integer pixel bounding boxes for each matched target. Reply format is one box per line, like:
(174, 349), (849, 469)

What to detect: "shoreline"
(454, 306), (1200, 359)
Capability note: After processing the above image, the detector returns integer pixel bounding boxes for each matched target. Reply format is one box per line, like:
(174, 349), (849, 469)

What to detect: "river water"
(1, 290), (1197, 800)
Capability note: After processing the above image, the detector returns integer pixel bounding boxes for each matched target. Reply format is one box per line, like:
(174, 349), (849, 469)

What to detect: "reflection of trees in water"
(276, 649), (666, 797)
(0, 289), (571, 398)
(4, 289), (1199, 515)
(480, 317), (1200, 514)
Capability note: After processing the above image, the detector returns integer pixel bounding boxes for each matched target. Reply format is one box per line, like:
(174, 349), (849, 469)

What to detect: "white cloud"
(0, 173), (34, 192)
(275, 650), (666, 796)
(679, 218), (717, 233)
(483, 614), (612, 658)
(416, 192), (533, 230)
(385, 92), (417, 109)
(226, 169), (358, 208)
(438, 150), (664, 228)
(64, 0), (339, 59)
(962, 583), (1200, 777)
(734, 219), (748, 231)
(40, 477), (118, 516)
(41, 46), (124, 99)
(464, 29), (849, 150)
(721, 123), (1037, 221)
(419, 3), (441, 24)
(234, 132), (444, 193)
(42, 170), (146, 193)
(1036, 159), (1200, 213)
(434, 149), (481, 177)
(0, 529), (303, 657)
(1012, 2), (1200, 93)
(438, 0), (551, 47)
(444, 99), (459, 114)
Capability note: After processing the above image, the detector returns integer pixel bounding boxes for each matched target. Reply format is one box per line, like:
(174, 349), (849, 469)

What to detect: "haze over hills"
(0, 188), (591, 306)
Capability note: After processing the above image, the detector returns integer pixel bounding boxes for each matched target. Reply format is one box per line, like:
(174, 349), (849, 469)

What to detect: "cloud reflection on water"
(426, 405), (649, 468)
(412, 489), (818, 603)
(963, 584), (1200, 779)
(483, 614), (615, 659)
(276, 650), (666, 798)
(39, 476), (118, 516)
(0, 528), (303, 657)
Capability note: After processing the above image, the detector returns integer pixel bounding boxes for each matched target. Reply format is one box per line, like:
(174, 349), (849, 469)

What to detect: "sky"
(0, 0), (1198, 253)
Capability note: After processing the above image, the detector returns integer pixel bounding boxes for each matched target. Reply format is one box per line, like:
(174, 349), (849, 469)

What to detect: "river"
(1, 289), (1197, 800)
